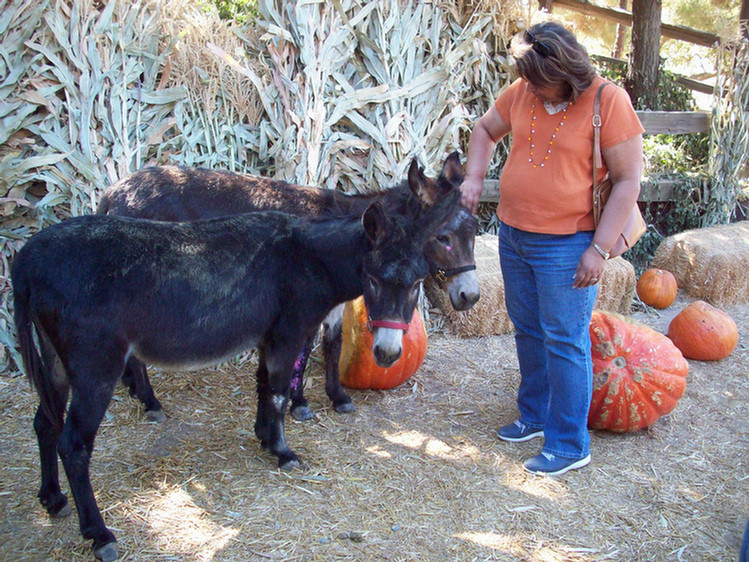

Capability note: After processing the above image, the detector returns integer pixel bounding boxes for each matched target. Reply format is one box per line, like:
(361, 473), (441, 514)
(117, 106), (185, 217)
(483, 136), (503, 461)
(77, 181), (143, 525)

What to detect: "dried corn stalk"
(707, 34), (749, 225)
(1, 0), (186, 369)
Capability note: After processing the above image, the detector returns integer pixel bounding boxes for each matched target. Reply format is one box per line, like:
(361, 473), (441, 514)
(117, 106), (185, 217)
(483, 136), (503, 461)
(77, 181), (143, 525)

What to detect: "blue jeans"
(498, 223), (597, 460)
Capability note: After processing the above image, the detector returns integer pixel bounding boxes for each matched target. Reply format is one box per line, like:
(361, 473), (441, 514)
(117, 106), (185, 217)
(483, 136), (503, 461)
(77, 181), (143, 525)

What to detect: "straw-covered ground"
(1, 295), (747, 562)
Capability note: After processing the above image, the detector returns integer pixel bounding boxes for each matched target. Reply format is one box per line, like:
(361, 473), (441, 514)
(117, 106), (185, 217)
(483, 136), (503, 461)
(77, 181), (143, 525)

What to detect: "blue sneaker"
(497, 420), (544, 442)
(524, 452), (591, 476)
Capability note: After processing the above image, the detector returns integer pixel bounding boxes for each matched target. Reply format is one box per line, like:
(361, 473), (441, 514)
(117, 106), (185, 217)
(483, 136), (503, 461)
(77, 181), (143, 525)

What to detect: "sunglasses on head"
(524, 30), (551, 58)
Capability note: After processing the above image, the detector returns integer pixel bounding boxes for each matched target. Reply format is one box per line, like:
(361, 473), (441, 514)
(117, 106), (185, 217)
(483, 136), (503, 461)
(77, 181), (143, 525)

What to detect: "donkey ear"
(439, 151), (464, 189)
(408, 157), (438, 207)
(362, 200), (388, 244)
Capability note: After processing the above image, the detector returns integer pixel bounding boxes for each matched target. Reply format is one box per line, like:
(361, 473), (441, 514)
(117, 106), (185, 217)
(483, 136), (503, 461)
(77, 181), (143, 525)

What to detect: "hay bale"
(651, 221), (749, 306)
(595, 255), (636, 314)
(425, 234), (635, 338)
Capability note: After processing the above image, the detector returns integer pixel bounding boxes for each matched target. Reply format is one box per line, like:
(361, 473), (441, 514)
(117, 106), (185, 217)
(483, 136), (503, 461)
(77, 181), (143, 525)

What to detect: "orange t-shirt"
(494, 76), (644, 234)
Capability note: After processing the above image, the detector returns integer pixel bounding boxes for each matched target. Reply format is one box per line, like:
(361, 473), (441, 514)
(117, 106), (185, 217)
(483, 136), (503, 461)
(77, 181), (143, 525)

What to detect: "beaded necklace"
(528, 99), (573, 168)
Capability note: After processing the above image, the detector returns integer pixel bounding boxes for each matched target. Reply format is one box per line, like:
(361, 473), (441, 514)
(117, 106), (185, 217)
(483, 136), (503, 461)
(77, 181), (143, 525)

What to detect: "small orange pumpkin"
(636, 268), (678, 309)
(589, 310), (689, 432)
(667, 300), (738, 360)
(339, 296), (427, 390)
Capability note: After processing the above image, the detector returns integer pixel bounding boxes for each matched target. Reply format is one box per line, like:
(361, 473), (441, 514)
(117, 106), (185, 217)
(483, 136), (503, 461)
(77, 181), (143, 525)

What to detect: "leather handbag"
(592, 82), (647, 258)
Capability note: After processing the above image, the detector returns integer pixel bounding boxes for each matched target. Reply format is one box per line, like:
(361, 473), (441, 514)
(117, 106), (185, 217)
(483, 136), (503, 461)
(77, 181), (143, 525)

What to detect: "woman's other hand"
(574, 245), (606, 288)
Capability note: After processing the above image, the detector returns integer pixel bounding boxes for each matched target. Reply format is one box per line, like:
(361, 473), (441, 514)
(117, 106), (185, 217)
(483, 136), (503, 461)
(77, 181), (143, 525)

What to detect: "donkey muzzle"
(369, 319), (409, 367)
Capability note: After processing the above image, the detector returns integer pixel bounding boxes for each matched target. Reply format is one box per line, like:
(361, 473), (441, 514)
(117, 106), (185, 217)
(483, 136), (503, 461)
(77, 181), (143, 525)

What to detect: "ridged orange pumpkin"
(588, 310), (689, 432)
(667, 300), (738, 360)
(339, 296), (427, 390)
(636, 268), (678, 309)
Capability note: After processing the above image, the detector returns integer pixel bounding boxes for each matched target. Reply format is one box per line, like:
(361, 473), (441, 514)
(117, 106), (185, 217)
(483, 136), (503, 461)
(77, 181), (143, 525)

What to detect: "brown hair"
(511, 21), (597, 101)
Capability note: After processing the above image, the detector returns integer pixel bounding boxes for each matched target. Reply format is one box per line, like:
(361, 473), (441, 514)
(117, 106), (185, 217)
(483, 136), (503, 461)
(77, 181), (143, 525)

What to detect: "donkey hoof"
(290, 405), (313, 421)
(94, 542), (119, 561)
(146, 408), (167, 423)
(52, 503), (73, 518)
(278, 455), (300, 471)
(47, 502), (73, 519)
(42, 495), (71, 518)
(334, 401), (356, 414)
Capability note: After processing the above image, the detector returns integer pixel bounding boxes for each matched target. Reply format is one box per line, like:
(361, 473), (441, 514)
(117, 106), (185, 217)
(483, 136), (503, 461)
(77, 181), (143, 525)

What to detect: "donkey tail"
(13, 291), (66, 432)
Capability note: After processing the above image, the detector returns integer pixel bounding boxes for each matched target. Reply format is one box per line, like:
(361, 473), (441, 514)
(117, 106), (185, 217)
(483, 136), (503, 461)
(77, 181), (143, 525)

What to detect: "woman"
(460, 21), (644, 476)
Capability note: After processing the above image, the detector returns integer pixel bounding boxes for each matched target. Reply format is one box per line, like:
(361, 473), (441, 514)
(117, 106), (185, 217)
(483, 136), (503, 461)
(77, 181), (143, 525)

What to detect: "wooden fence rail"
(544, 0), (720, 47)
(635, 110), (711, 134)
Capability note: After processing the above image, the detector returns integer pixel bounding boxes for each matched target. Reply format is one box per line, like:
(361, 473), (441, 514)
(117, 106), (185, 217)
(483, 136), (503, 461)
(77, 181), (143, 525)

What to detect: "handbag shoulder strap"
(593, 81), (610, 179)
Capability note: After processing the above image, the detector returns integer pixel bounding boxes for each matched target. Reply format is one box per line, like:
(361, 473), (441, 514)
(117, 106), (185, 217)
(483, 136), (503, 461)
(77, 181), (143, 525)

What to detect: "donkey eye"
(367, 276), (380, 292)
(436, 235), (450, 245)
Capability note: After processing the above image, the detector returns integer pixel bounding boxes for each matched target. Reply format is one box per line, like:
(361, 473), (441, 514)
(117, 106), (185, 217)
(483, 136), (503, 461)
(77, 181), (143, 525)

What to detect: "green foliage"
(644, 133), (709, 176)
(594, 56), (696, 111)
(205, 0), (257, 24)
(646, 69), (695, 112)
(625, 177), (707, 273)
(670, 0), (741, 34)
(594, 55), (627, 83)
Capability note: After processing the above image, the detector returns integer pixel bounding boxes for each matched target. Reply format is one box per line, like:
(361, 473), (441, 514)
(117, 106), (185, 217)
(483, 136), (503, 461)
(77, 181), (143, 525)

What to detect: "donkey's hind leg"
(34, 334), (72, 518)
(59, 351), (124, 561)
(289, 337), (314, 421)
(322, 308), (354, 414)
(34, 389), (72, 518)
(121, 357), (166, 422)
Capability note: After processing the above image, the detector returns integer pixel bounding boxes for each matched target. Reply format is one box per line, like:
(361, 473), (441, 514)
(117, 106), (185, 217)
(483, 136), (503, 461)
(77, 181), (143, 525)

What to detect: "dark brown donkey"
(98, 153), (479, 422)
(12, 175), (460, 561)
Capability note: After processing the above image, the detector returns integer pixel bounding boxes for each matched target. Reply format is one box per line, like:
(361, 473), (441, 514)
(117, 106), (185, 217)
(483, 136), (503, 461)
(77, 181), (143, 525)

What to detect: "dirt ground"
(0, 295), (747, 562)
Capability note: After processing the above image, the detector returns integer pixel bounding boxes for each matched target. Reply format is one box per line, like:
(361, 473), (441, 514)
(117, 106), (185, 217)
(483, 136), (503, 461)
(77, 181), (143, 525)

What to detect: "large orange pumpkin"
(636, 268), (678, 309)
(339, 296), (427, 390)
(667, 300), (738, 360)
(588, 310), (689, 432)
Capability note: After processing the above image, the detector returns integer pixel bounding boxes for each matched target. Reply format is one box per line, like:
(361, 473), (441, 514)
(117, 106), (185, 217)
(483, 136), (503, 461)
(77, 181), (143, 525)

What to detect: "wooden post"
(613, 0), (629, 58)
(625, 0), (662, 108)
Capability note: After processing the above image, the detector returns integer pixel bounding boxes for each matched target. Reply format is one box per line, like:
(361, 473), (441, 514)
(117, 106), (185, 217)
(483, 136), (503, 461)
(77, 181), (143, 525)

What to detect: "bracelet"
(591, 242), (610, 260)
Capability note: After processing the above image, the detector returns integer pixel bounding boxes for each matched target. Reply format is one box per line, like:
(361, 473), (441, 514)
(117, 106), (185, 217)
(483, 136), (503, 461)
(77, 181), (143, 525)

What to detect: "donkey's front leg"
(254, 348), (299, 470)
(322, 308), (354, 414)
(289, 336), (314, 421)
